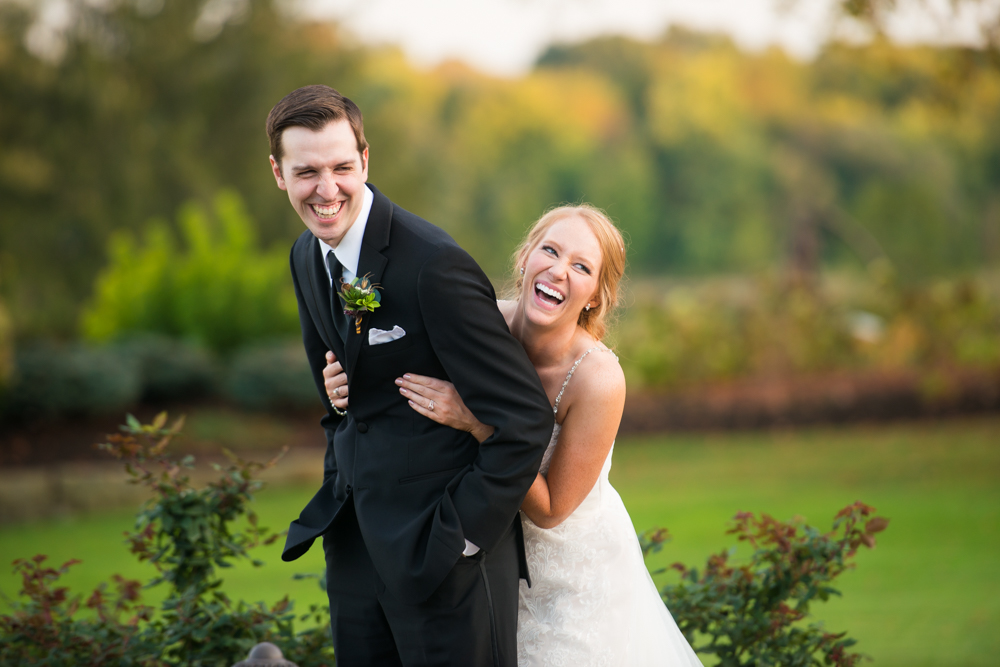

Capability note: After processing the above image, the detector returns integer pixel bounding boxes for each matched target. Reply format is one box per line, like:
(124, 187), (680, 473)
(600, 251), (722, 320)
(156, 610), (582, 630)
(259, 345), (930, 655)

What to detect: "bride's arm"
(395, 374), (496, 443)
(394, 299), (515, 441)
(520, 355), (626, 529)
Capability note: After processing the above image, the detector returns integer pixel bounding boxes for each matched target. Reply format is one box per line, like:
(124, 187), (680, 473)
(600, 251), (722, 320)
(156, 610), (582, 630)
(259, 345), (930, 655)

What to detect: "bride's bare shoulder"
(562, 345), (625, 410)
(577, 347), (625, 392)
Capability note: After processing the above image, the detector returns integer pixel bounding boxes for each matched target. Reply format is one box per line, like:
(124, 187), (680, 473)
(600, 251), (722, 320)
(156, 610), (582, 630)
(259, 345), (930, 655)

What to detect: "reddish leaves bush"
(646, 502), (889, 666)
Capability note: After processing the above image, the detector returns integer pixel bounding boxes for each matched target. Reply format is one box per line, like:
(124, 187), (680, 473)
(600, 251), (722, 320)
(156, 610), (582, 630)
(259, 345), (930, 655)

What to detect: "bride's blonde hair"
(512, 204), (626, 341)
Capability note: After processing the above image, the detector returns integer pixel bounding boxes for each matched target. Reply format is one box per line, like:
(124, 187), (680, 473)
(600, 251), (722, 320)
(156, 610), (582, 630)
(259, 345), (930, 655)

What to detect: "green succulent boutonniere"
(337, 274), (382, 334)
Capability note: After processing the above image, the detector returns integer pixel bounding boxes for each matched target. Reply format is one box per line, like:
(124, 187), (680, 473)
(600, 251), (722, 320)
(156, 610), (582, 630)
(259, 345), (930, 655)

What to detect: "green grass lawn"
(2, 417), (998, 666)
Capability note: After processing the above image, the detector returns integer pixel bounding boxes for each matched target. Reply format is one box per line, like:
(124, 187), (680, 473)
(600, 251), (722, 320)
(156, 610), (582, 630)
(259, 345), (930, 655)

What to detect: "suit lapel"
(303, 235), (346, 362)
(345, 185), (392, 378)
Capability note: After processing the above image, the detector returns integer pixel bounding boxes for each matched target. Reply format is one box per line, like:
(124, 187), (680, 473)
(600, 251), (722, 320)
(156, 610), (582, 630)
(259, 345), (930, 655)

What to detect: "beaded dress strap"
(552, 346), (617, 416)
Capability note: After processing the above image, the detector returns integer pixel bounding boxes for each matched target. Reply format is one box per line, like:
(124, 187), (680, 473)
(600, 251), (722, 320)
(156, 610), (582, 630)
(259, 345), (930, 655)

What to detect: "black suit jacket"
(281, 184), (553, 604)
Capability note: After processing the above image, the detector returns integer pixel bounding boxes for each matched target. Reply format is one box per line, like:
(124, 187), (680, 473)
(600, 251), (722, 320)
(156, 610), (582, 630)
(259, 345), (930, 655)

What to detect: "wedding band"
(333, 386), (341, 397)
(428, 400), (435, 411)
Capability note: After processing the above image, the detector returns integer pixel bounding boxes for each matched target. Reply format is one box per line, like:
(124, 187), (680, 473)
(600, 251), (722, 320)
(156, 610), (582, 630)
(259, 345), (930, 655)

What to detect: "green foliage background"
(2, 0), (1000, 340)
(80, 190), (298, 351)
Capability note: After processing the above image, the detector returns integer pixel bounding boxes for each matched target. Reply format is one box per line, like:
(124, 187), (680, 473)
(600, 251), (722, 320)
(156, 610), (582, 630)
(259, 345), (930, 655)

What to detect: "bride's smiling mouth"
(534, 281), (565, 307)
(310, 201), (343, 220)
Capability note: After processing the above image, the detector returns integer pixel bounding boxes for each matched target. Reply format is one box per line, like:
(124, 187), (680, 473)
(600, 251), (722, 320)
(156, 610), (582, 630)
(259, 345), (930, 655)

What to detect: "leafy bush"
(0, 336), (318, 424)
(0, 296), (12, 392)
(643, 502), (890, 666)
(615, 277), (859, 388)
(0, 414), (890, 666)
(224, 341), (317, 412)
(81, 191), (299, 353)
(0, 555), (157, 666)
(0, 414), (334, 667)
(0, 338), (224, 423)
(1, 343), (142, 422)
(615, 270), (1000, 389)
(112, 335), (218, 403)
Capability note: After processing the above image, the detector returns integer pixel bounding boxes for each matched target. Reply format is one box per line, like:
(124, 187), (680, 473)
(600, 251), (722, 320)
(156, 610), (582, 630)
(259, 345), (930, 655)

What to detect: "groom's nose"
(316, 171), (340, 199)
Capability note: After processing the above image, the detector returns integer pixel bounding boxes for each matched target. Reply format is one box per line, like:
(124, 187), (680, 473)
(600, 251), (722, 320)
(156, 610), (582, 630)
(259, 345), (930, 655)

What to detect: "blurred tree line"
(2, 0), (1000, 342)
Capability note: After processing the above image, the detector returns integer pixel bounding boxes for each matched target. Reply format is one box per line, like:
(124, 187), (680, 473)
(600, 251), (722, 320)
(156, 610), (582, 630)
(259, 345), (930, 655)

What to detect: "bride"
(392, 205), (703, 666)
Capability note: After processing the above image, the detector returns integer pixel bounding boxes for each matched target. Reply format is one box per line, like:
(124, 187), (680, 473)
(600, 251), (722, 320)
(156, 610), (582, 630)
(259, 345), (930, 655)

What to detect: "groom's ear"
(269, 155), (287, 191)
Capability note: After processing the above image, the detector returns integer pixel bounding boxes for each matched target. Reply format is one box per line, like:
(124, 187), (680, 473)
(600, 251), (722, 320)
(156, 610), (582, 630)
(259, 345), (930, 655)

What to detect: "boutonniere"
(337, 273), (382, 334)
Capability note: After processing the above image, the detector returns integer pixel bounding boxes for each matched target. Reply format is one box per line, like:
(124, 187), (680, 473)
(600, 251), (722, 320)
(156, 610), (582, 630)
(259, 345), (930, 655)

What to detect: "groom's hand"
(323, 351), (349, 409)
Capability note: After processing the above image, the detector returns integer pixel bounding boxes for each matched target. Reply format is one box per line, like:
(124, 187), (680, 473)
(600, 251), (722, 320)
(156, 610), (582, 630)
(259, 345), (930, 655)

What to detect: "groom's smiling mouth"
(535, 282), (565, 305)
(310, 201), (343, 220)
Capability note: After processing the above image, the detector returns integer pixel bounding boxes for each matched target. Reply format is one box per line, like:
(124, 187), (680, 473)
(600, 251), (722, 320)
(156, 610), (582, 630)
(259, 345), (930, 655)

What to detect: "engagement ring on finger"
(429, 400), (435, 411)
(333, 386), (341, 397)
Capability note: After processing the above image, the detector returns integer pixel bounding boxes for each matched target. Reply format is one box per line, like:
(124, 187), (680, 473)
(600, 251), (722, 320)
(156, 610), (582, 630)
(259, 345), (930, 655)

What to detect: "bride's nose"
(548, 258), (569, 280)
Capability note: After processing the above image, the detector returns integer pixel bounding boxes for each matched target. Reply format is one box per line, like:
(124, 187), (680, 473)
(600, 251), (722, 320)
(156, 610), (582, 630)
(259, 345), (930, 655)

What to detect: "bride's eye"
(575, 263), (592, 275)
(542, 245), (557, 256)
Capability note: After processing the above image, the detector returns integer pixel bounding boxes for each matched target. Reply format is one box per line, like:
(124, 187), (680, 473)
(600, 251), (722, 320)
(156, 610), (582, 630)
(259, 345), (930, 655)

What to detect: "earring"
(585, 304), (591, 311)
(520, 267), (524, 275)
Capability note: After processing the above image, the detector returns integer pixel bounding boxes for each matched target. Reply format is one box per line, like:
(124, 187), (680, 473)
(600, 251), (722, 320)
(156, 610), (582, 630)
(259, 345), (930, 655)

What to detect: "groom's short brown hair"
(266, 85), (368, 167)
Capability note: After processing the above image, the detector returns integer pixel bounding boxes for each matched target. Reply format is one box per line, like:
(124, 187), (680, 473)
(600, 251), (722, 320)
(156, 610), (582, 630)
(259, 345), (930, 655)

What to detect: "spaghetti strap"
(552, 346), (617, 416)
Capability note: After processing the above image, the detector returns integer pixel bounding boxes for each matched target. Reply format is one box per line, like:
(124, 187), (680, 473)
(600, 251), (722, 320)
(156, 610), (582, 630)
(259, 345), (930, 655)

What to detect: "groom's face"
(270, 119), (369, 247)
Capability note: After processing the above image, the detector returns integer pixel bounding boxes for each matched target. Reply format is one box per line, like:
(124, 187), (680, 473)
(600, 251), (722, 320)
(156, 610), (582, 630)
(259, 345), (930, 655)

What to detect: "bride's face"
(521, 216), (602, 328)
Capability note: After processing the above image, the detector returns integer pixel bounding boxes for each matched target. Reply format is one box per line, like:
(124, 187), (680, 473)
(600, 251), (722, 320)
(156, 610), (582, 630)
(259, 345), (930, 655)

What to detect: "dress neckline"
(552, 346), (616, 417)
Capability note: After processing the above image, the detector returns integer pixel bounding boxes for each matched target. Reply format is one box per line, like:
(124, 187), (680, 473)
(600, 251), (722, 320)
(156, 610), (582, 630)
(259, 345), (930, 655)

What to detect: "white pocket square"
(369, 325), (406, 346)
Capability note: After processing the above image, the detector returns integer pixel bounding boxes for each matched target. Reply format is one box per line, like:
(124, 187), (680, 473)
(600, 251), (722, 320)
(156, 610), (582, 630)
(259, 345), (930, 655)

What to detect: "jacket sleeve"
(290, 246), (343, 482)
(417, 244), (554, 552)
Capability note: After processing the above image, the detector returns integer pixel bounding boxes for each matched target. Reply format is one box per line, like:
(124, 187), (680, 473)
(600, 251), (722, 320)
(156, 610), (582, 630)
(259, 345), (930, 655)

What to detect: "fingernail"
(394, 378), (402, 385)
(403, 374), (411, 379)
(400, 388), (408, 395)
(408, 400), (414, 406)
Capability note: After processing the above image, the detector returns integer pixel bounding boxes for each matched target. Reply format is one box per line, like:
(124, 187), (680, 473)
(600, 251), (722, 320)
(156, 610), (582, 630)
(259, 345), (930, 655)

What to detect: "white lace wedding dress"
(516, 348), (704, 667)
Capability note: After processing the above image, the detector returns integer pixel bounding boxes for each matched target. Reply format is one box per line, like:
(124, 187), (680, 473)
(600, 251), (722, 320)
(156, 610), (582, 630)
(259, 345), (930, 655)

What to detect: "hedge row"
(0, 335), (317, 423)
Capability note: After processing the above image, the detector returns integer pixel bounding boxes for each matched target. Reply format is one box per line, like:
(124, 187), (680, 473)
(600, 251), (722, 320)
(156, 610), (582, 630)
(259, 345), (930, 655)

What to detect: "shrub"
(0, 336), (319, 424)
(643, 503), (890, 666)
(0, 413), (334, 667)
(1, 343), (142, 422)
(615, 271), (1000, 389)
(0, 414), (888, 666)
(225, 341), (317, 411)
(0, 296), (12, 392)
(81, 191), (299, 353)
(0, 555), (157, 666)
(112, 335), (218, 403)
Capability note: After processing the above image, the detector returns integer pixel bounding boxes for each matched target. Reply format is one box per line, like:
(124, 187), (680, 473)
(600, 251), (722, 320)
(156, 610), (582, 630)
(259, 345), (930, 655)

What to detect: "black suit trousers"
(324, 497), (520, 667)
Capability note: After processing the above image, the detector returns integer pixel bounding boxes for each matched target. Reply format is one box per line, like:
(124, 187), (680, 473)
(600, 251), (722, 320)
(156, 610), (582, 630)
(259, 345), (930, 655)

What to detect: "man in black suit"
(267, 85), (553, 666)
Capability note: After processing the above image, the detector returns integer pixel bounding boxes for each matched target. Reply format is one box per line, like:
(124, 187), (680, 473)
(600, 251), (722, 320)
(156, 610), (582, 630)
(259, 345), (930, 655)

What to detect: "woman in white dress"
(395, 205), (703, 666)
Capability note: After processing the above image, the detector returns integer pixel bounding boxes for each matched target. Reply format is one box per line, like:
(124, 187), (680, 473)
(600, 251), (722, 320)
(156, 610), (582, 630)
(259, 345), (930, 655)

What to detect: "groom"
(267, 85), (553, 666)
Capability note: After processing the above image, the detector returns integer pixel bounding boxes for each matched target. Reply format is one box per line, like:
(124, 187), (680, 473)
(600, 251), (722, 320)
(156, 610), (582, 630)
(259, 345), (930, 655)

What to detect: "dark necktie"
(326, 250), (349, 342)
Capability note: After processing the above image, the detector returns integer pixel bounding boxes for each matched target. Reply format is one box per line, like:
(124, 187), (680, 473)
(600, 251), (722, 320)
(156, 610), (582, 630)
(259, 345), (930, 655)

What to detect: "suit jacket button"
(357, 422), (368, 433)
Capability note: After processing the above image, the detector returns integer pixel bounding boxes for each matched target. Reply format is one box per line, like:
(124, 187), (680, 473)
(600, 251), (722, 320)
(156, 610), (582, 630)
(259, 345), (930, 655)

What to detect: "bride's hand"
(395, 374), (495, 443)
